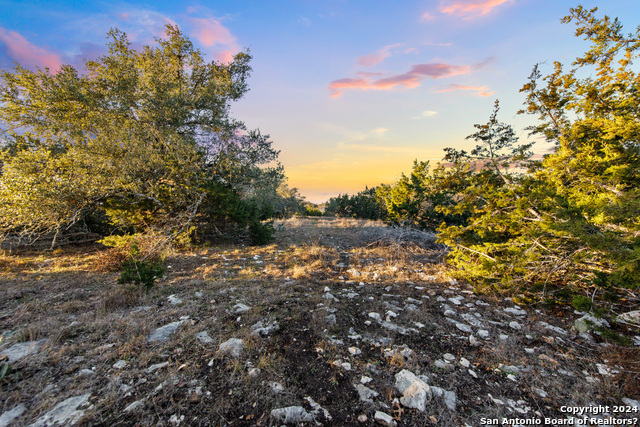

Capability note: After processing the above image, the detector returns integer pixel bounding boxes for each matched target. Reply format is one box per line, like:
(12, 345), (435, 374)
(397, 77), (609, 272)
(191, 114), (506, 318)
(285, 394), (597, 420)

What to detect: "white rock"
(270, 382), (284, 393)
(469, 369), (478, 378)
(361, 376), (373, 384)
(499, 334), (509, 340)
(323, 293), (339, 303)
(167, 294), (182, 305)
(459, 357), (470, 368)
(270, 406), (315, 424)
(146, 361), (169, 374)
(509, 321), (522, 330)
(196, 331), (214, 344)
(354, 384), (379, 402)
(374, 411), (397, 427)
(123, 400), (144, 413)
(77, 369), (95, 376)
(395, 369), (431, 411)
(455, 322), (473, 333)
(504, 307), (527, 316)
(28, 394), (90, 427)
(0, 404), (26, 427)
(431, 386), (457, 411)
(348, 347), (362, 355)
(233, 303), (251, 313)
(574, 314), (609, 333)
(148, 320), (186, 343)
(617, 310), (640, 326)
(251, 320), (279, 337)
(194, 291), (203, 298)
(113, 360), (128, 369)
(304, 396), (332, 421)
(443, 353), (456, 362)
(478, 329), (490, 339)
(461, 313), (483, 327)
(534, 388), (548, 398)
(218, 338), (243, 358)
(0, 340), (47, 363)
(622, 398), (640, 411)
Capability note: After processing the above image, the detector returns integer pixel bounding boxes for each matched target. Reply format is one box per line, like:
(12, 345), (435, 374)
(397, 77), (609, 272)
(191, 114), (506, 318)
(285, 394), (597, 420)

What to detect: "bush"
(117, 241), (166, 291)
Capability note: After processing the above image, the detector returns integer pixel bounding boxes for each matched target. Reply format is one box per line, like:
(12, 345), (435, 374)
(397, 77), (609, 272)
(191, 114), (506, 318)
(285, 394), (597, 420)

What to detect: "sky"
(1, 0), (639, 203)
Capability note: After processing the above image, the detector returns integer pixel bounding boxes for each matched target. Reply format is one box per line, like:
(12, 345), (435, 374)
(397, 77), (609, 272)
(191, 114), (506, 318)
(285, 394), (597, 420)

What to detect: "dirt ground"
(0, 217), (639, 426)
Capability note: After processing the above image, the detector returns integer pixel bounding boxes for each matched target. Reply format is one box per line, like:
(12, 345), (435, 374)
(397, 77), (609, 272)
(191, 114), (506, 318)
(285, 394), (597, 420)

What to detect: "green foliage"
(117, 241), (166, 291)
(249, 220), (275, 245)
(325, 187), (386, 220)
(377, 159), (468, 230)
(572, 295), (594, 312)
(437, 7), (640, 293)
(0, 25), (287, 250)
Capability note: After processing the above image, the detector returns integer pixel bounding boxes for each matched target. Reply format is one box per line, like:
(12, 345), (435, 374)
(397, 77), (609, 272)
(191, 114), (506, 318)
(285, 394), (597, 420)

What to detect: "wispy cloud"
(411, 110), (439, 119)
(298, 16), (312, 27)
(0, 27), (63, 71)
(357, 43), (403, 67)
(329, 60), (489, 97)
(186, 16), (240, 62)
(434, 83), (495, 97)
(422, 12), (436, 21)
(440, 0), (514, 18)
(117, 8), (176, 40)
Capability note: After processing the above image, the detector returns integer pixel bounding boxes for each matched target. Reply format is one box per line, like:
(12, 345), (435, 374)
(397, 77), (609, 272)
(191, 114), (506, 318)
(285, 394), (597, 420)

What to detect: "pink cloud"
(434, 83), (495, 97)
(329, 60), (486, 97)
(422, 12), (436, 20)
(0, 27), (62, 71)
(440, 0), (513, 18)
(186, 16), (240, 63)
(356, 43), (403, 67)
(189, 17), (236, 47)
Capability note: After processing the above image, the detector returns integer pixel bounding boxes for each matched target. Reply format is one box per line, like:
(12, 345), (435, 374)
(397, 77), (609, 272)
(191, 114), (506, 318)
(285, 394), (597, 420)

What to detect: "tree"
(377, 159), (467, 230)
(438, 6), (640, 292)
(0, 25), (278, 247)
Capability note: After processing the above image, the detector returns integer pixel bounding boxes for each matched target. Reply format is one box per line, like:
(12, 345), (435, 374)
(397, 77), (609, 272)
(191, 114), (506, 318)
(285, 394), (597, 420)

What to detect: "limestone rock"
(1, 339), (47, 363)
(395, 369), (431, 411)
(123, 400), (144, 413)
(374, 411), (397, 427)
(28, 394), (90, 427)
(270, 406), (315, 424)
(574, 314), (609, 333)
(617, 310), (640, 327)
(354, 383), (379, 403)
(0, 404), (26, 427)
(251, 320), (279, 337)
(218, 338), (243, 358)
(146, 361), (169, 374)
(196, 331), (214, 344)
(148, 320), (186, 343)
(233, 303), (251, 313)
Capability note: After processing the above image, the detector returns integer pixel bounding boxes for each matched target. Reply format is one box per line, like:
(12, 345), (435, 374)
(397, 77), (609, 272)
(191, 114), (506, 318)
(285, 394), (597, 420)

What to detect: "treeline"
(327, 6), (640, 294)
(0, 26), (310, 250)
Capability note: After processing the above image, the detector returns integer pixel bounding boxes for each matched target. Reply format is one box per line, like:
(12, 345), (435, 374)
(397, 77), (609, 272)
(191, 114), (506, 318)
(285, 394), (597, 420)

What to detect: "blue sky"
(1, 0), (639, 202)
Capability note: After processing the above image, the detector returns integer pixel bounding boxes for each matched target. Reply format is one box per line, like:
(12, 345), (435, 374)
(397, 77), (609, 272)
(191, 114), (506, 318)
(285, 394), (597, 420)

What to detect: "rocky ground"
(0, 217), (639, 426)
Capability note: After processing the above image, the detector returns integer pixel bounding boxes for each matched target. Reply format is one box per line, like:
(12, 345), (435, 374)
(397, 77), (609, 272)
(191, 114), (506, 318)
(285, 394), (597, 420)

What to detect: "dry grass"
(0, 217), (638, 426)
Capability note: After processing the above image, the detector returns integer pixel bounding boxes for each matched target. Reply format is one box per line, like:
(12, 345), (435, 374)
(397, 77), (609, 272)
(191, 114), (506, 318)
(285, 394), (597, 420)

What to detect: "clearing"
(0, 217), (638, 426)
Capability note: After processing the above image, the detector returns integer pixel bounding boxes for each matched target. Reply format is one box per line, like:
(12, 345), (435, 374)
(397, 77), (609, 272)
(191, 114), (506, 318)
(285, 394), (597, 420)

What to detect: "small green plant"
(118, 241), (166, 291)
(572, 295), (593, 312)
(249, 220), (275, 245)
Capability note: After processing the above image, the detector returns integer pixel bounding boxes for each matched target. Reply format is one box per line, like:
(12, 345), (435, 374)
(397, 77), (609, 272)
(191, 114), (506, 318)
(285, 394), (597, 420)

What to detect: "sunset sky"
(1, 0), (639, 203)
